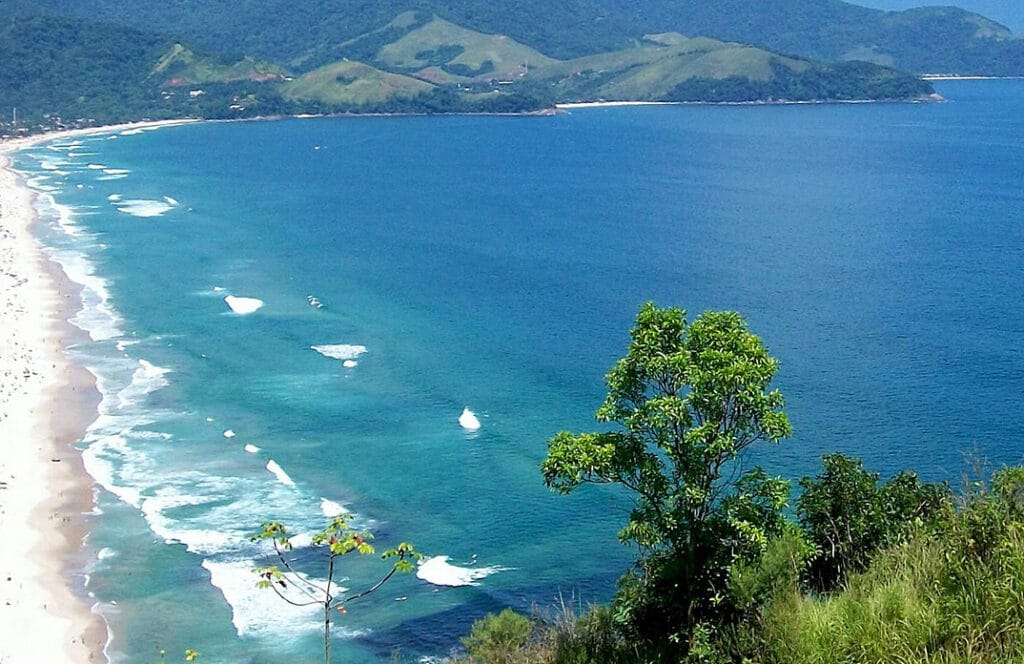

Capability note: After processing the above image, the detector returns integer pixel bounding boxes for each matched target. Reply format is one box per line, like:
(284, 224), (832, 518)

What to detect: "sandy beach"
(0, 119), (195, 664)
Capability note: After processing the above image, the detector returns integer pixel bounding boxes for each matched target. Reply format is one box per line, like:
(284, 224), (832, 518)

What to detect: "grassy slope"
(0, 7), (933, 130)
(534, 36), (787, 100)
(13, 0), (1023, 75)
(151, 44), (288, 85)
(281, 60), (434, 106)
(284, 20), (929, 106)
(376, 15), (558, 80)
(590, 0), (1023, 74)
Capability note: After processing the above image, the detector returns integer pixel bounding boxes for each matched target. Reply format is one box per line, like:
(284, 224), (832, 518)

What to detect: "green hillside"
(590, 0), (1024, 75)
(0, 8), (934, 136)
(0, 12), (300, 132)
(282, 60), (434, 106)
(530, 34), (931, 103)
(375, 15), (558, 81)
(150, 44), (288, 87)
(8, 0), (1023, 76)
(5, 0), (632, 63)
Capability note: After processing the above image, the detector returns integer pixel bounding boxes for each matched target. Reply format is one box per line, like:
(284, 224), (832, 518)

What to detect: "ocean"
(14, 79), (1024, 663)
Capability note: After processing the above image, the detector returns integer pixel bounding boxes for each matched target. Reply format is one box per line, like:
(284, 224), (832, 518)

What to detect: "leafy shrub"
(548, 604), (635, 664)
(461, 609), (536, 663)
(798, 453), (951, 591)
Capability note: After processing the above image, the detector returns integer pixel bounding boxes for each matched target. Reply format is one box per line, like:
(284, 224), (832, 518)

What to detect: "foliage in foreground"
(250, 516), (419, 664)
(542, 303), (792, 658)
(458, 303), (1024, 664)
(458, 464), (1024, 664)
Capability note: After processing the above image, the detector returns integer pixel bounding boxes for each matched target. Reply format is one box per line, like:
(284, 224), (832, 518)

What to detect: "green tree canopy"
(543, 303), (791, 554)
(542, 303), (792, 653)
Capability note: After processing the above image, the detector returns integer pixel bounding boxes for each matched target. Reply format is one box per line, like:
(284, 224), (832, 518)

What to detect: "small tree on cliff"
(251, 516), (419, 664)
(542, 303), (792, 654)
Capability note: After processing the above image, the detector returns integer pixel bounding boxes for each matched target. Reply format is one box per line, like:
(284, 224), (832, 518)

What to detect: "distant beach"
(0, 119), (193, 664)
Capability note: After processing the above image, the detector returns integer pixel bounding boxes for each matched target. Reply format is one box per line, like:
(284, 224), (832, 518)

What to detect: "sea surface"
(14, 80), (1024, 663)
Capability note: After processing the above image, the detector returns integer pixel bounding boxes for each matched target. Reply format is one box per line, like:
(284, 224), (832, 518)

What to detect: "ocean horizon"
(13, 79), (1024, 662)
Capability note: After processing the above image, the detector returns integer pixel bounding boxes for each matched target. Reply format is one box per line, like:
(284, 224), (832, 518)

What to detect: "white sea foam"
(131, 430), (173, 440)
(164, 196), (179, 205)
(140, 488), (238, 554)
(224, 296), (264, 315)
(114, 339), (139, 352)
(266, 460), (295, 487)
(311, 344), (367, 360)
(320, 498), (348, 518)
(97, 547), (118, 561)
(459, 407), (481, 431)
(343, 360), (358, 368)
(117, 360), (171, 410)
(88, 163), (107, 170)
(223, 429), (236, 439)
(416, 556), (506, 587)
(41, 162), (59, 171)
(244, 444), (261, 454)
(48, 247), (122, 340)
(80, 434), (144, 509)
(116, 199), (174, 217)
(203, 559), (335, 639)
(107, 194), (122, 202)
(288, 532), (315, 548)
(102, 168), (131, 176)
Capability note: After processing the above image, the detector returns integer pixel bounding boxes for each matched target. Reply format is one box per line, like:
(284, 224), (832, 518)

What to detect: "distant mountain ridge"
(1, 5), (935, 134)
(9, 0), (1023, 75)
(590, 0), (1023, 74)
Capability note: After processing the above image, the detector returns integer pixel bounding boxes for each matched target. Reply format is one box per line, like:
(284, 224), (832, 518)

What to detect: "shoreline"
(0, 86), (958, 145)
(921, 75), (1024, 81)
(0, 123), (184, 662)
(555, 94), (944, 109)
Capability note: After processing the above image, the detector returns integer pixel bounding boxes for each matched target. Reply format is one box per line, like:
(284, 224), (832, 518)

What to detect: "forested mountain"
(590, 0), (1024, 74)
(9, 0), (1023, 75)
(0, 2), (939, 134)
(3, 0), (632, 63)
(0, 10), (305, 130)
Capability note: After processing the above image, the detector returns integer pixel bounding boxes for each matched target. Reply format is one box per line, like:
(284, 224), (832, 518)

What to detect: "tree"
(251, 516), (419, 664)
(541, 303), (792, 654)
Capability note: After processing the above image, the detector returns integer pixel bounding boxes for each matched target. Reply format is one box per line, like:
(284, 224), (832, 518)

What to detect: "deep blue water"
(14, 79), (1024, 663)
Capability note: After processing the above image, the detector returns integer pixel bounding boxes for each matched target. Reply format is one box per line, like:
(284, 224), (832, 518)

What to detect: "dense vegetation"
(665, 61), (933, 103)
(1, 0), (633, 64)
(591, 0), (1024, 74)
(0, 6), (935, 137)
(7, 0), (1022, 75)
(454, 304), (1024, 664)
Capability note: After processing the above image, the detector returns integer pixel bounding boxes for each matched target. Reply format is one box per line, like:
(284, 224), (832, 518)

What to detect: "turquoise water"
(14, 80), (1024, 663)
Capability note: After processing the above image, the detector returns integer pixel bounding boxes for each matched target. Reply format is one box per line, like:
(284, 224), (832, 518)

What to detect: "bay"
(14, 79), (1024, 663)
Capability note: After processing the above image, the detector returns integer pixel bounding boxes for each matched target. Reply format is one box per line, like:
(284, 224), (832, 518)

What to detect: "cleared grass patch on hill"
(376, 15), (557, 81)
(282, 60), (434, 106)
(151, 44), (287, 85)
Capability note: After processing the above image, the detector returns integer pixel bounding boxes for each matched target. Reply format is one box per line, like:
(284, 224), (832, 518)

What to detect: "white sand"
(555, 100), (681, 109)
(0, 120), (192, 662)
